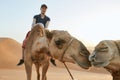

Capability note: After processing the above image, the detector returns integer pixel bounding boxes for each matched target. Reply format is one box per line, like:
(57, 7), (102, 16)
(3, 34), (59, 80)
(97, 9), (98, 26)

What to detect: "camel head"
(89, 40), (120, 70)
(46, 30), (91, 69)
(27, 23), (49, 54)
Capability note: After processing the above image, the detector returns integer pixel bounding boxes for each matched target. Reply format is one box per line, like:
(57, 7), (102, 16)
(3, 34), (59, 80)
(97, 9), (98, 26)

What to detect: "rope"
(60, 38), (75, 80)
(63, 62), (74, 80)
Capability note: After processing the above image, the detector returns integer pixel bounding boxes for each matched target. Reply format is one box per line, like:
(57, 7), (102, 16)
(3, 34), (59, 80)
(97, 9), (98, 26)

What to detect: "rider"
(17, 4), (55, 66)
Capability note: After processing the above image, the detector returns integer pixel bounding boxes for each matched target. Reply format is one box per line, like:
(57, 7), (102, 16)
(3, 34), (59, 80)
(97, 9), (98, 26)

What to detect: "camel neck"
(106, 68), (120, 80)
(112, 70), (120, 80)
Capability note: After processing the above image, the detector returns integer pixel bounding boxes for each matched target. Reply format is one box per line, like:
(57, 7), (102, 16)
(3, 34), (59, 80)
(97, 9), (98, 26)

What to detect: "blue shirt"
(33, 14), (50, 28)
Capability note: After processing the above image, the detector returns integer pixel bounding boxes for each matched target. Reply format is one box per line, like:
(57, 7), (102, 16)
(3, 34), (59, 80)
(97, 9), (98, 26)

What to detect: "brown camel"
(46, 30), (91, 69)
(24, 24), (50, 80)
(24, 25), (91, 80)
(89, 40), (120, 80)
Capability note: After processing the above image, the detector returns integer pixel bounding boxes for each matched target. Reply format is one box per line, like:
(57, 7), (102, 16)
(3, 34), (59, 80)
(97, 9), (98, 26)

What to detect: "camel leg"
(35, 64), (40, 80)
(24, 60), (32, 80)
(42, 62), (49, 80)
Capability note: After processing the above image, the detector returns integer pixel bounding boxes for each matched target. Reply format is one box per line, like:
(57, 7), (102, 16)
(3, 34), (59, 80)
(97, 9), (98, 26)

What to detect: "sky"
(0, 0), (120, 46)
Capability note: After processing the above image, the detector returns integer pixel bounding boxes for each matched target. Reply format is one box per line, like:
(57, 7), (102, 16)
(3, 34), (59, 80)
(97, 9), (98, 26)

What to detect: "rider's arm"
(31, 18), (36, 29)
(45, 21), (50, 28)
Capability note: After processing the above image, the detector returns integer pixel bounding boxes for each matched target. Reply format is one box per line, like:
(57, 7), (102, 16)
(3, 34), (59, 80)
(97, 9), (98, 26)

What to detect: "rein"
(60, 38), (75, 80)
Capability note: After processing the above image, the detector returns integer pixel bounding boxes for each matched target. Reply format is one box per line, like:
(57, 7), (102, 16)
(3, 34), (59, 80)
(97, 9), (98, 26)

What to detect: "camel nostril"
(92, 54), (96, 58)
(91, 58), (95, 62)
(89, 54), (96, 62)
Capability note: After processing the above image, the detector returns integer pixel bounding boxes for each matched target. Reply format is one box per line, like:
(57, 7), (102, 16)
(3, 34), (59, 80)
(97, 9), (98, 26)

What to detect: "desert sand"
(0, 37), (112, 80)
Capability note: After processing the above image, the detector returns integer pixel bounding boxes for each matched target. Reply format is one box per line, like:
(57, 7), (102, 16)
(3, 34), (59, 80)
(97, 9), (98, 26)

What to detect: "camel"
(24, 24), (50, 80)
(46, 30), (91, 69)
(24, 24), (91, 80)
(89, 40), (120, 80)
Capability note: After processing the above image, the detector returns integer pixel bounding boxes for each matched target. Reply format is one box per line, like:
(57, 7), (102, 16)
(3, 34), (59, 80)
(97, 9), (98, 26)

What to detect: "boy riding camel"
(17, 4), (55, 66)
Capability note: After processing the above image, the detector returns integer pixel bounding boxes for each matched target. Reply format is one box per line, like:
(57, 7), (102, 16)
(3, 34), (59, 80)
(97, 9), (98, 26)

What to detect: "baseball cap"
(41, 4), (47, 8)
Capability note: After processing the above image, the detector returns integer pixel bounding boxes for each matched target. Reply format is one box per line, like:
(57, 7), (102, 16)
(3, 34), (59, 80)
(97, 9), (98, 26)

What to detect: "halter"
(60, 38), (75, 80)
(60, 38), (74, 62)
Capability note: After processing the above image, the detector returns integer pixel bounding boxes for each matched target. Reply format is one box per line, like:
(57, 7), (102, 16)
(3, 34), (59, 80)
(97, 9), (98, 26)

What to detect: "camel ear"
(45, 29), (53, 40)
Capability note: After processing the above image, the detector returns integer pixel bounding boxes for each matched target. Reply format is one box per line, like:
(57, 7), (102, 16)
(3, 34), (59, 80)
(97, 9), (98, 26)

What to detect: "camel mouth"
(82, 66), (89, 69)
(91, 61), (109, 67)
(77, 62), (91, 69)
(80, 64), (90, 69)
(89, 55), (110, 67)
(92, 62), (104, 66)
(71, 55), (91, 69)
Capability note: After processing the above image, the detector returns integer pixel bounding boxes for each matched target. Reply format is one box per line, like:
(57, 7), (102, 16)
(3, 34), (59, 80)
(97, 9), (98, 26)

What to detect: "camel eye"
(54, 39), (66, 49)
(55, 39), (66, 45)
(99, 47), (108, 52)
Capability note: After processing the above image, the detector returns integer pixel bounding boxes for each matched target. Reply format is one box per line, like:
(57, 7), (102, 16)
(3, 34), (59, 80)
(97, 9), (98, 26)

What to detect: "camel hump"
(32, 23), (44, 29)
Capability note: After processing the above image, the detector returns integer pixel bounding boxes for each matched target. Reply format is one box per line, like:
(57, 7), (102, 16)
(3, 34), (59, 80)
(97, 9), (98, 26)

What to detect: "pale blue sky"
(0, 0), (120, 45)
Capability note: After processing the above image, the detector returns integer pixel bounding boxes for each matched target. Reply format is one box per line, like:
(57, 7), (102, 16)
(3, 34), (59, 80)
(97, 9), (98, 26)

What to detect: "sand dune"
(0, 37), (112, 80)
(0, 37), (22, 69)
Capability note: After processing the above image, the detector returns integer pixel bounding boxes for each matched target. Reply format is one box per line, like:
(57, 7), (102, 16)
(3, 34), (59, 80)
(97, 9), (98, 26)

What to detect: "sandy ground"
(0, 38), (113, 80)
(0, 67), (112, 80)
